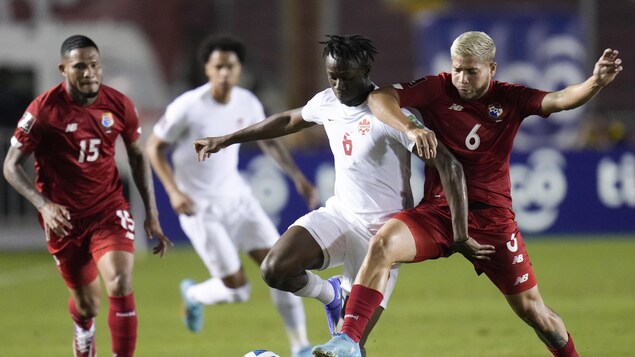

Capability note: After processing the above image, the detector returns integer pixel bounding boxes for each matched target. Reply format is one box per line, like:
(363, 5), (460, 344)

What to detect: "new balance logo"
(514, 273), (529, 286)
(512, 254), (524, 264)
(449, 104), (463, 111)
(66, 123), (78, 132)
(116, 311), (137, 317)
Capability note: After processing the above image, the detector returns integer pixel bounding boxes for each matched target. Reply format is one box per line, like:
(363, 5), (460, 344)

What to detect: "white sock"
(293, 271), (334, 305)
(270, 288), (310, 352)
(187, 277), (252, 305)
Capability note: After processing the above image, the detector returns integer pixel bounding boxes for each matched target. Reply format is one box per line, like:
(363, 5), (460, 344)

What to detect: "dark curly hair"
(320, 34), (377, 73)
(198, 35), (246, 65)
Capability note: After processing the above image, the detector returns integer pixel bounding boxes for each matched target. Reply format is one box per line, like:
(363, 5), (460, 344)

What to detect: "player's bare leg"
(506, 287), (579, 357)
(97, 250), (137, 357)
(356, 219), (417, 291)
(261, 226), (325, 292)
(251, 248), (312, 357)
(313, 220), (417, 357)
(69, 279), (102, 319)
(261, 227), (338, 350)
(343, 219), (416, 341)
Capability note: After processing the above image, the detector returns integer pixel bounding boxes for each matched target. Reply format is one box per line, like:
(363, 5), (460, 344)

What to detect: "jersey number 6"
(465, 124), (482, 151)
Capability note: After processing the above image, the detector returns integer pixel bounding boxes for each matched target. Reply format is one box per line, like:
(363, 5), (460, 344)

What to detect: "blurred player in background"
(3, 34), (172, 357)
(145, 34), (318, 357)
(314, 31), (623, 357)
(193, 34), (477, 356)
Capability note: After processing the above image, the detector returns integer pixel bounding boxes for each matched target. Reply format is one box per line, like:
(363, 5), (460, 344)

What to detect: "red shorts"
(394, 202), (537, 295)
(40, 204), (136, 288)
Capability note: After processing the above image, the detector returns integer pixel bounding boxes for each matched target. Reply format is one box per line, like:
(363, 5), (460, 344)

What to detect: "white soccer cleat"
(73, 320), (96, 357)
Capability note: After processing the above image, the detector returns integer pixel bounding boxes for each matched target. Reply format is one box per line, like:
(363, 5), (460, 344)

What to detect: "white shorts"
(292, 197), (399, 308)
(179, 192), (279, 278)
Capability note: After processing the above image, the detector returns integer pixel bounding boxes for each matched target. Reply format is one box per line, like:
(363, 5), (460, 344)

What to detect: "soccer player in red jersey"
(313, 31), (622, 357)
(3, 34), (172, 357)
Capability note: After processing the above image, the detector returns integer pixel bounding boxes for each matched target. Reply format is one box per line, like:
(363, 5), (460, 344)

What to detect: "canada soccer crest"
(101, 112), (115, 129)
(488, 103), (503, 119)
(358, 118), (371, 135)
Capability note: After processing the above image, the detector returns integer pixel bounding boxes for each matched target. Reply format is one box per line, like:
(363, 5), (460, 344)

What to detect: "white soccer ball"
(243, 350), (280, 357)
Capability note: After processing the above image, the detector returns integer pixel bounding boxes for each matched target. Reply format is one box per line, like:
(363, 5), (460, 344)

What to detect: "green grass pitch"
(1, 236), (634, 356)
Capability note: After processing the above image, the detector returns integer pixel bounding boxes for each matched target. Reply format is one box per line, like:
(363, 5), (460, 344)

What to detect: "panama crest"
(101, 112), (115, 129)
(488, 103), (503, 119)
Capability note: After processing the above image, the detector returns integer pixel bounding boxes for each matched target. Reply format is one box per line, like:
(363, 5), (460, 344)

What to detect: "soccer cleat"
(73, 320), (96, 357)
(180, 279), (204, 333)
(311, 333), (361, 357)
(293, 345), (314, 357)
(324, 276), (344, 335)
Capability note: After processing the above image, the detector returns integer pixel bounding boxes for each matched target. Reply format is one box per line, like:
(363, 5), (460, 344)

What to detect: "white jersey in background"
(152, 82), (312, 356)
(153, 83), (264, 198)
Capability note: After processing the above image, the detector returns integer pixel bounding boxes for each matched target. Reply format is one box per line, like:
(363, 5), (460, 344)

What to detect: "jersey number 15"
(78, 138), (102, 163)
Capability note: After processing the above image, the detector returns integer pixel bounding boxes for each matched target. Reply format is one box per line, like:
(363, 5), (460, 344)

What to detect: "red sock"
(548, 333), (579, 357)
(68, 298), (93, 330)
(108, 294), (137, 357)
(341, 285), (383, 343)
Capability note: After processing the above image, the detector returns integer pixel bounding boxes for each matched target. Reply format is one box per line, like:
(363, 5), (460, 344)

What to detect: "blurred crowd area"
(576, 110), (635, 150)
(1, 0), (634, 152)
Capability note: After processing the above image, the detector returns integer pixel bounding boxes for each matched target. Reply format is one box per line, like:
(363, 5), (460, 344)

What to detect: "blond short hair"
(450, 31), (496, 62)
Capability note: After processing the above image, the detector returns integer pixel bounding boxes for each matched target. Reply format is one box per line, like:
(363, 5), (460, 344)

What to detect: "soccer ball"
(242, 350), (280, 357)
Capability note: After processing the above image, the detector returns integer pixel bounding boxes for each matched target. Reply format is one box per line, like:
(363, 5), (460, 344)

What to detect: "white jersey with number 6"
(301, 87), (416, 224)
(297, 87), (417, 307)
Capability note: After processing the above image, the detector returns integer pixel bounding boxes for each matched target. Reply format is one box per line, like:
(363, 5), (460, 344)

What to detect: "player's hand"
(144, 215), (173, 257)
(193, 136), (225, 161)
(293, 175), (320, 210)
(452, 237), (495, 261)
(407, 127), (438, 159)
(39, 201), (73, 239)
(168, 190), (196, 216)
(593, 49), (623, 87)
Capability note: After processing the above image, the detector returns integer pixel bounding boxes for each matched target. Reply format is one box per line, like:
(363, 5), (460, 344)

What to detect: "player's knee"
(105, 272), (133, 297)
(260, 255), (285, 289)
(368, 233), (397, 264)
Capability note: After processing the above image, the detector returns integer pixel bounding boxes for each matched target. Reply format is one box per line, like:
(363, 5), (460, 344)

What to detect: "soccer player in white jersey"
(193, 34), (471, 356)
(145, 35), (318, 357)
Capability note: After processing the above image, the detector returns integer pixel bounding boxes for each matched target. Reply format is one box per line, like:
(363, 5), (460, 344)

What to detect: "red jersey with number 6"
(11, 82), (141, 218)
(395, 72), (548, 209)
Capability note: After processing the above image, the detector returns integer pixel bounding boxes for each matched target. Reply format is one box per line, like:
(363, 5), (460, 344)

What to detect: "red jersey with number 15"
(11, 82), (141, 218)
(396, 72), (548, 209)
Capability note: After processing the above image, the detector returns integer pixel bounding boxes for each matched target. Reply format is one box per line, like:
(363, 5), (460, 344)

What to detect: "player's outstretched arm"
(126, 139), (172, 257)
(192, 107), (313, 161)
(417, 143), (495, 260)
(368, 87), (438, 159)
(541, 48), (623, 115)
